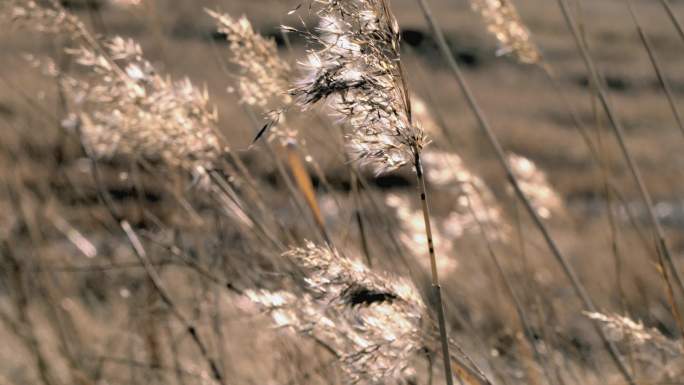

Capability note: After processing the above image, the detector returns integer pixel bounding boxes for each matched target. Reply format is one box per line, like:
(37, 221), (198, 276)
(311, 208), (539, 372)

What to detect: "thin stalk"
(285, 141), (332, 246)
(413, 149), (454, 385)
(413, 0), (636, 383)
(555, 0), (684, 310)
(426, 351), (434, 385)
(626, 0), (684, 138)
(351, 173), (373, 266)
(244, 108), (323, 244)
(543, 58), (680, 327)
(466, 200), (555, 385)
(335, 124), (373, 266)
(660, 0), (684, 43)
(1, 243), (60, 385)
(208, 170), (285, 250)
(121, 221), (226, 385)
(539, 63), (599, 159)
(75, 120), (227, 384)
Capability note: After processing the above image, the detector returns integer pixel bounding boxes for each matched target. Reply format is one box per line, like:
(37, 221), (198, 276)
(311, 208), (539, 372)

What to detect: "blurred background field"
(2, 1), (684, 384)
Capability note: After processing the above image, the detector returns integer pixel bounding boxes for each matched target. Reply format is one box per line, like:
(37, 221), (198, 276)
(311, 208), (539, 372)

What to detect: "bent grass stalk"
(414, 0), (637, 384)
(288, 0), (458, 382)
(285, 140), (332, 246)
(472, 0), (684, 338)
(554, 0), (684, 322)
(660, 0), (684, 44)
(625, 0), (684, 139)
(413, 148), (455, 385)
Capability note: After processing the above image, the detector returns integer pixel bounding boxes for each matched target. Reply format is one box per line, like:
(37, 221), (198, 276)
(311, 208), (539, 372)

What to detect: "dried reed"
(584, 312), (682, 356)
(385, 193), (458, 274)
(413, 0), (637, 383)
(468, 0), (541, 64)
(207, 10), (292, 111)
(289, 1), (457, 382)
(290, 0), (427, 174)
(507, 153), (564, 220)
(248, 242), (426, 383)
(554, 0), (684, 333)
(61, 37), (224, 177)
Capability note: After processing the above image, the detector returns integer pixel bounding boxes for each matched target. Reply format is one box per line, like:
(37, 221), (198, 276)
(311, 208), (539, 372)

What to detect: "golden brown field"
(2, 0), (684, 384)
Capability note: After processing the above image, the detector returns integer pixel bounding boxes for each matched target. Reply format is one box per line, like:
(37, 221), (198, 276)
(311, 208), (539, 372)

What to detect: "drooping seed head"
(584, 312), (682, 357)
(249, 241), (428, 383)
(207, 10), (292, 110)
(422, 151), (508, 240)
(62, 37), (224, 177)
(469, 0), (541, 64)
(508, 153), (563, 219)
(291, 0), (427, 174)
(385, 193), (459, 274)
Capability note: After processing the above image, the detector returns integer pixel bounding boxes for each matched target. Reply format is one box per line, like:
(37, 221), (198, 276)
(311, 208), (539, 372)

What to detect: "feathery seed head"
(7, 1), (224, 177)
(291, 0), (427, 174)
(470, 0), (541, 64)
(508, 153), (563, 219)
(6, 0), (82, 36)
(286, 241), (424, 311)
(250, 242), (427, 382)
(207, 10), (292, 110)
(63, 37), (223, 177)
(584, 312), (682, 356)
(385, 193), (459, 274)
(422, 151), (508, 240)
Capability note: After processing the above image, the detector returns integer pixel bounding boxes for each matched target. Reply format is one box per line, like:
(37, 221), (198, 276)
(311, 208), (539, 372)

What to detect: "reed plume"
(386, 193), (458, 274)
(290, 0), (427, 174)
(9, 1), (225, 178)
(584, 312), (682, 356)
(208, 10), (335, 243)
(422, 151), (508, 238)
(6, 0), (81, 35)
(585, 312), (683, 380)
(410, 98), (508, 239)
(61, 37), (224, 177)
(247, 242), (426, 383)
(469, 0), (541, 64)
(290, 1), (455, 383)
(207, 10), (292, 110)
(10, 1), (266, 236)
(507, 153), (563, 219)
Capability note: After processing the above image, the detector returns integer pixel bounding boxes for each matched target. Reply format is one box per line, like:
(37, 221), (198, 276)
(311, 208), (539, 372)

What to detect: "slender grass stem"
(555, 0), (684, 311)
(541, 58), (684, 333)
(285, 141), (332, 246)
(660, 0), (684, 44)
(623, 1), (684, 338)
(413, 0), (636, 383)
(466, 200), (555, 385)
(351, 174), (373, 266)
(625, 0), (684, 139)
(413, 148), (454, 385)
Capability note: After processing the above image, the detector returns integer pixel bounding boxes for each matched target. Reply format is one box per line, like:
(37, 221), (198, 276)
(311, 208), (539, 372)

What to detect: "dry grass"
(1, 1), (684, 385)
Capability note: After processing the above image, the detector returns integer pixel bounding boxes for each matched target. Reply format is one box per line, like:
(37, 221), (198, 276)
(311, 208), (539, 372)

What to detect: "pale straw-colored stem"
(626, 0), (684, 139)
(413, 148), (454, 385)
(556, 0), (684, 315)
(624, 0), (684, 337)
(660, 0), (684, 43)
(414, 0), (636, 383)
